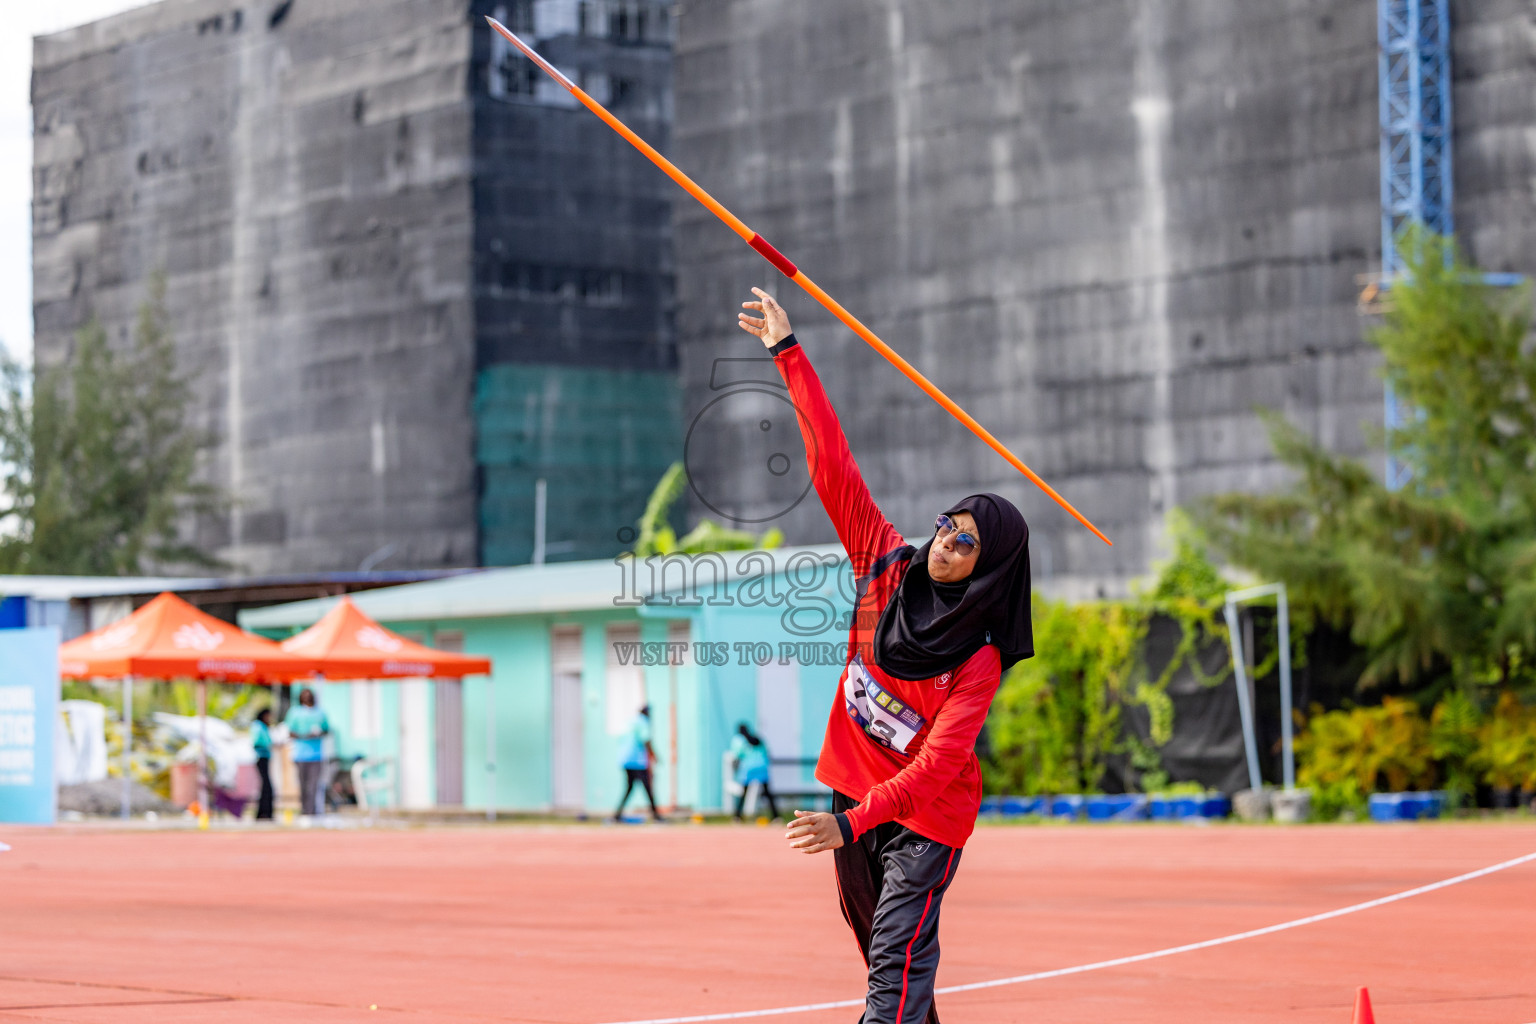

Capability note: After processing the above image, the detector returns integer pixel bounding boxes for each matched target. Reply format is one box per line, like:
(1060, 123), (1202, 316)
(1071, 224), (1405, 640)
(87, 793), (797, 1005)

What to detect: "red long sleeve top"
(772, 335), (1000, 849)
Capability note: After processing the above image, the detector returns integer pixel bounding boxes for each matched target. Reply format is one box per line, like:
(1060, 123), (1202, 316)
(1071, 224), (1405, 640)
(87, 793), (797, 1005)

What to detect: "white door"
(398, 679), (432, 808)
(605, 623), (645, 735)
(756, 660), (801, 791)
(550, 626), (585, 809)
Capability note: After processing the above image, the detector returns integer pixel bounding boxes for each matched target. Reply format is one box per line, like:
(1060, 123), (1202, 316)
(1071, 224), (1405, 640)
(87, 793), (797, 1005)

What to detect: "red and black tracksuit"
(771, 334), (1001, 1024)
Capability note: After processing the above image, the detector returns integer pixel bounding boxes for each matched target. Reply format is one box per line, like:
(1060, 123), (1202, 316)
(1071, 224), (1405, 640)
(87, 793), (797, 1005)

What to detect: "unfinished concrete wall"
(672, 1), (1387, 594)
(33, 0), (479, 574)
(1451, 0), (1536, 274)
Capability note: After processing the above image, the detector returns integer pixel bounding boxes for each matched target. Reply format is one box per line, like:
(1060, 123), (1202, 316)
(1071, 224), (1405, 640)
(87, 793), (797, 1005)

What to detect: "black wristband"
(835, 811), (855, 847)
(768, 333), (799, 357)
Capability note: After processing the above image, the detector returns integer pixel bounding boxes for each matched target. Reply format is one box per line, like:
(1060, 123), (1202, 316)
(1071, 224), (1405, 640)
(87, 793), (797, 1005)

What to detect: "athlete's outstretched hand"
(785, 808), (844, 854)
(738, 287), (794, 348)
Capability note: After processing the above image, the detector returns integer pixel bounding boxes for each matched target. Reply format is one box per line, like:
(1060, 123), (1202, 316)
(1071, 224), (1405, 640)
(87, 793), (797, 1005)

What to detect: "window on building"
(489, 259), (628, 307)
(500, 0), (535, 33)
(578, 69), (612, 106)
(490, 52), (541, 99)
(578, 1), (671, 44)
(578, 0), (605, 38)
(488, 2), (543, 100)
(580, 269), (623, 306)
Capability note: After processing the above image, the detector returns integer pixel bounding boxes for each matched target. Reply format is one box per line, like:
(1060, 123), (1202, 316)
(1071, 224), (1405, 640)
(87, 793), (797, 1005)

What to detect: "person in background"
(730, 723), (780, 822)
(283, 688), (330, 816)
(612, 705), (664, 822)
(251, 708), (274, 820)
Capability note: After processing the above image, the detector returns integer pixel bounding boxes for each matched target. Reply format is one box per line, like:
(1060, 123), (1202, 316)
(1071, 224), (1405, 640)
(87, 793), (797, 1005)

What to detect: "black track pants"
(734, 781), (781, 820)
(255, 756), (273, 819)
(615, 767), (661, 819)
(832, 792), (962, 1024)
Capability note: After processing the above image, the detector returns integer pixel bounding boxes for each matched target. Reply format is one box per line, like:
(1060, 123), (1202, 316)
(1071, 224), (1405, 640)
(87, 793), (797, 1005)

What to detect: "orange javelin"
(486, 18), (1110, 545)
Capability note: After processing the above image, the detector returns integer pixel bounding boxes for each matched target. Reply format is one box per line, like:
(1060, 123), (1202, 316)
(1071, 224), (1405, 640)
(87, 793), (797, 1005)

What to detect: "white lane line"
(596, 850), (1536, 1024)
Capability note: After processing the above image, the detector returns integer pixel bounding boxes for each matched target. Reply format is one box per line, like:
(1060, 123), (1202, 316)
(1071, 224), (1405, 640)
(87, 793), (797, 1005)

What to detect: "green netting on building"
(476, 363), (682, 566)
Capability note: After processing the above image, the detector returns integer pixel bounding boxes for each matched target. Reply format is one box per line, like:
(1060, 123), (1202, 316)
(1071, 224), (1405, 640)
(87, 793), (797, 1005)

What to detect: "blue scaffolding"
(1378, 0), (1452, 275)
(1378, 0), (1451, 488)
(1376, 0), (1521, 487)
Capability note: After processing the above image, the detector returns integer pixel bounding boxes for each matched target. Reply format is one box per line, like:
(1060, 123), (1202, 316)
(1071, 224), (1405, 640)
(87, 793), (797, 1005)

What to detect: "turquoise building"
(239, 543), (863, 814)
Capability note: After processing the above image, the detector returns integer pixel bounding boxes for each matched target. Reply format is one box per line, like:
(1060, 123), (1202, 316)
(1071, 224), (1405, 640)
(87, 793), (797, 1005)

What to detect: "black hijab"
(871, 493), (1033, 680)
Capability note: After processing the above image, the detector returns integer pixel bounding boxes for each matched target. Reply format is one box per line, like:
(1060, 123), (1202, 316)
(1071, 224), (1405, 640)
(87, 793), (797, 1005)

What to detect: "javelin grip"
(748, 234), (799, 278)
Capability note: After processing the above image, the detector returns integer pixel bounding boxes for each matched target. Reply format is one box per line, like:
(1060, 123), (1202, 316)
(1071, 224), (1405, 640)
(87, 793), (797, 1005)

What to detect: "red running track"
(1, 822), (1533, 1023)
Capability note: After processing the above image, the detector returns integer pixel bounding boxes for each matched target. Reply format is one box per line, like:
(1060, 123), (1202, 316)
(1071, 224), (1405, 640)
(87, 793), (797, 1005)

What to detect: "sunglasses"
(934, 514), (979, 556)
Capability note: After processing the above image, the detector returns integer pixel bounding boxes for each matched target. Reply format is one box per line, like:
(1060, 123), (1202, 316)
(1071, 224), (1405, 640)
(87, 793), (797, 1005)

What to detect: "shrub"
(1470, 691), (1536, 791)
(985, 599), (1143, 795)
(1296, 698), (1435, 818)
(1428, 689), (1482, 803)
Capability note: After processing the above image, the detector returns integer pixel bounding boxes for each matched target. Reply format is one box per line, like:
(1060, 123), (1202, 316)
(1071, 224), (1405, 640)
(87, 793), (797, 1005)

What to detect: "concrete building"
(32, 0), (680, 575)
(670, 0), (1536, 595)
(37, 1), (1536, 591)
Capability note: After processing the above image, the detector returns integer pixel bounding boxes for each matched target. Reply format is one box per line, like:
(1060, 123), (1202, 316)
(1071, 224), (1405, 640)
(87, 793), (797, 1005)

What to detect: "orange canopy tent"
(59, 591), (321, 822)
(278, 596), (490, 678)
(60, 591), (320, 682)
(279, 596), (496, 816)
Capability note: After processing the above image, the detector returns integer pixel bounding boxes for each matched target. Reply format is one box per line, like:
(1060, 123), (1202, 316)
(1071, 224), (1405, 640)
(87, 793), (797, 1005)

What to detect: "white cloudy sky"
(0, 1), (149, 364)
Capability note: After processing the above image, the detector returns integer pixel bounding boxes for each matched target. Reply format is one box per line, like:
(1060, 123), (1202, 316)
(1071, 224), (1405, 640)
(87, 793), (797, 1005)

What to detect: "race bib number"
(843, 656), (926, 755)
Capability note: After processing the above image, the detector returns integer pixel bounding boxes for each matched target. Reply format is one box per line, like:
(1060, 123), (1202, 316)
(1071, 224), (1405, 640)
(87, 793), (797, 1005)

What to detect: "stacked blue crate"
(1148, 794), (1232, 821)
(1085, 795), (1149, 822)
(1049, 795), (1085, 820)
(981, 793), (1232, 822)
(1367, 791), (1446, 821)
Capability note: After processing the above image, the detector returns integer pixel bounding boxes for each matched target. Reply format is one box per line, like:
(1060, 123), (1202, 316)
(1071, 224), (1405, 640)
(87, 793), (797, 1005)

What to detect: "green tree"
(0, 275), (222, 574)
(1195, 230), (1536, 697)
(631, 461), (783, 555)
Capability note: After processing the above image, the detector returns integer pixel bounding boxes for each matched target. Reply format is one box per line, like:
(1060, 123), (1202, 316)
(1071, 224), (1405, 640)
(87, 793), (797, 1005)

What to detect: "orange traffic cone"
(1352, 987), (1375, 1024)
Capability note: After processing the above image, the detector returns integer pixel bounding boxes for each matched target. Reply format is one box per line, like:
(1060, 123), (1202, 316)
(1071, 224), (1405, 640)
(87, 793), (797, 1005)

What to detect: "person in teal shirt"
(612, 705), (664, 822)
(729, 723), (779, 821)
(251, 708), (274, 820)
(283, 689), (330, 816)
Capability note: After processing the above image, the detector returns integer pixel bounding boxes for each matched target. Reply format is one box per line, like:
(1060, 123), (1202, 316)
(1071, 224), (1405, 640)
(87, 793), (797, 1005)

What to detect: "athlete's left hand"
(738, 287), (794, 348)
(785, 809), (844, 854)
